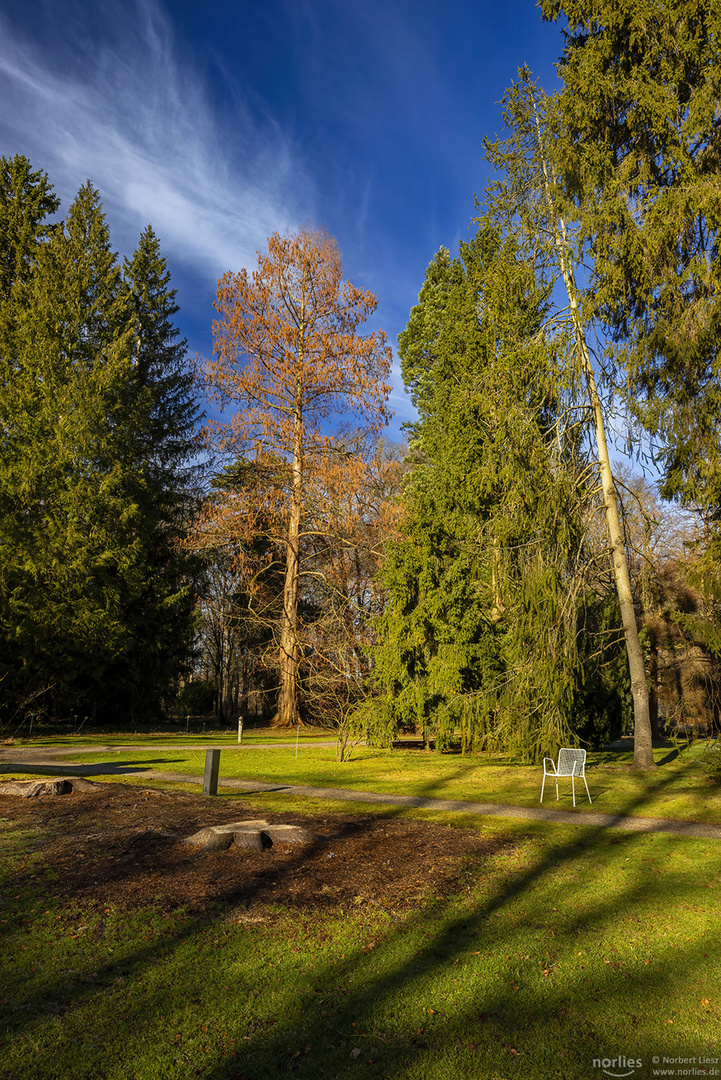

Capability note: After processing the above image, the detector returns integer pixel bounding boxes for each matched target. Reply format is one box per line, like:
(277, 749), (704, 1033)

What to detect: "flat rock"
(0, 776), (99, 798)
(183, 819), (318, 853)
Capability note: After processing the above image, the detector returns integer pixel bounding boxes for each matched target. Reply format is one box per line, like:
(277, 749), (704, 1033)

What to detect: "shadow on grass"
(186, 764), (714, 1078)
(655, 746), (681, 766)
(0, 757), (186, 777)
(591, 740), (696, 770)
(1, 763), (718, 1080)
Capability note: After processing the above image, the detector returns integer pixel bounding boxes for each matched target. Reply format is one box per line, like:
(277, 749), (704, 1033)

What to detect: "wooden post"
(203, 749), (221, 796)
(237, 717), (244, 744)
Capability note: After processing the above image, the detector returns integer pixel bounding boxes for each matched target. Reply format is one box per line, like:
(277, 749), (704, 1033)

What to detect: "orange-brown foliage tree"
(204, 226), (393, 726)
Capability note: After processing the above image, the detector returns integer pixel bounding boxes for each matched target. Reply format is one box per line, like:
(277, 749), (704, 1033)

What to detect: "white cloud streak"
(0, 0), (310, 275)
(0, 0), (414, 434)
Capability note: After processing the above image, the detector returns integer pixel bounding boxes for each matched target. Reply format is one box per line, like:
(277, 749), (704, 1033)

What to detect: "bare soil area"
(0, 781), (508, 915)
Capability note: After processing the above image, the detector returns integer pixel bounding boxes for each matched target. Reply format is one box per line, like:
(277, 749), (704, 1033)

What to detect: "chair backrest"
(557, 747), (586, 777)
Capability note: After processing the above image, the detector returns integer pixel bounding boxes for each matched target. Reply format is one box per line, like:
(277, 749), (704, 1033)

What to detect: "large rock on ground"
(0, 777), (99, 798)
(184, 819), (317, 852)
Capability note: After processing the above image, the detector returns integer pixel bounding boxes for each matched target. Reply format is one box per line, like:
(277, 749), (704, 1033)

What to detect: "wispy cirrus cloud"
(0, 0), (418, 430)
(0, 0), (311, 276)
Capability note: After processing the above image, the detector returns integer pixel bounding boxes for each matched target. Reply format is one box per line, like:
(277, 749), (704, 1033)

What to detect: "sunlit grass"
(1, 812), (719, 1080)
(45, 738), (721, 824)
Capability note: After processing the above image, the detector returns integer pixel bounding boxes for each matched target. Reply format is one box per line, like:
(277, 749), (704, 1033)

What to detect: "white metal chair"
(540, 748), (592, 807)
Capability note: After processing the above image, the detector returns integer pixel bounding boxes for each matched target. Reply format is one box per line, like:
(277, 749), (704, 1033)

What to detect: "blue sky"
(0, 0), (564, 435)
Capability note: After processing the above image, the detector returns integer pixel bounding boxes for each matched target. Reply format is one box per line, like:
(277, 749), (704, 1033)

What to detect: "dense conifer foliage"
(370, 225), (594, 761)
(541, 0), (721, 524)
(0, 157), (199, 724)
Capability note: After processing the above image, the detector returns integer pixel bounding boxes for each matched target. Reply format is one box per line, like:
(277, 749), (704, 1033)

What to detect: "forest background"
(2, 0), (721, 765)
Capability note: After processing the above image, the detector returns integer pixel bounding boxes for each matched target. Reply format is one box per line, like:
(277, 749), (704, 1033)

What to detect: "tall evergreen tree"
(484, 71), (656, 768)
(0, 176), (199, 723)
(118, 227), (201, 720)
(124, 226), (199, 483)
(0, 156), (59, 302)
(372, 224), (591, 762)
(0, 156), (60, 719)
(1, 182), (137, 718)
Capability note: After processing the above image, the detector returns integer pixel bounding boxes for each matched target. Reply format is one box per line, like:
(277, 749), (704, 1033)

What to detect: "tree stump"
(183, 819), (317, 853)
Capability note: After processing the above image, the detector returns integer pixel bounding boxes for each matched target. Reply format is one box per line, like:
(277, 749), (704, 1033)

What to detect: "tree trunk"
(554, 221), (655, 769)
(529, 94), (655, 769)
(277, 371), (304, 727)
(277, 457), (301, 724)
(490, 535), (504, 623)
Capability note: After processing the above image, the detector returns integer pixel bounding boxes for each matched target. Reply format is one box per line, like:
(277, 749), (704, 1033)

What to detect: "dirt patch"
(0, 781), (508, 916)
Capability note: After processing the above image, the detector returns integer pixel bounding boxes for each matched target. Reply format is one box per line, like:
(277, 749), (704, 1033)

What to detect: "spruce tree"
(1, 182), (136, 718)
(115, 226), (201, 720)
(124, 226), (199, 481)
(0, 179), (199, 724)
(0, 155), (59, 304)
(0, 156), (60, 719)
(483, 70), (656, 768)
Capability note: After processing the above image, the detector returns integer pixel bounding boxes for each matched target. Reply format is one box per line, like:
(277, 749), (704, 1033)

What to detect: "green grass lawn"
(1, 803), (719, 1080)
(22, 736), (721, 825)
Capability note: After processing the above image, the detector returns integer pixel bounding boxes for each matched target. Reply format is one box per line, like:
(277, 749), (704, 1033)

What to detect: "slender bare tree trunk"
(529, 96), (655, 768)
(553, 220), (655, 769)
(277, 403), (302, 725)
(277, 295), (306, 727)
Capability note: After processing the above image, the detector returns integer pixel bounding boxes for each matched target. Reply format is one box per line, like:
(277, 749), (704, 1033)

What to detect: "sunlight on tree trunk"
(535, 127), (655, 767)
(554, 239), (655, 768)
(278, 388), (304, 726)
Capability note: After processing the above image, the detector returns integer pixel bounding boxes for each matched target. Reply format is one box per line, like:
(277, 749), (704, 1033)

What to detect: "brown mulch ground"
(0, 781), (509, 916)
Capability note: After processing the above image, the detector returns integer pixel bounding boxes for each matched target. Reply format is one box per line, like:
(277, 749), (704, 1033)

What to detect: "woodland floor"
(1, 782), (507, 916)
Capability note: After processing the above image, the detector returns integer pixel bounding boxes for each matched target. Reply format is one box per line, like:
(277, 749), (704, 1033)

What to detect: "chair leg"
(555, 777), (559, 801)
(571, 774), (576, 807)
(584, 777), (592, 805)
(540, 774), (546, 803)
